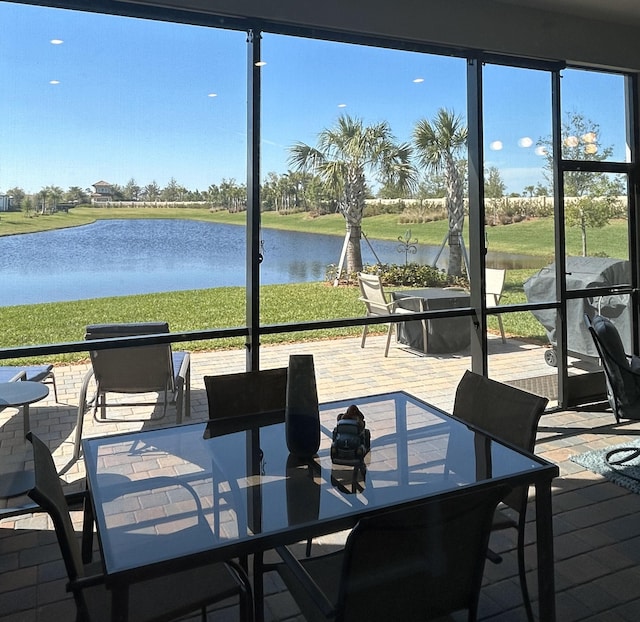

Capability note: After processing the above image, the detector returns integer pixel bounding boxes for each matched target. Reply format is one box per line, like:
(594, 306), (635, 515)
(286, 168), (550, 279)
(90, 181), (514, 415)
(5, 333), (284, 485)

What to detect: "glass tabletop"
(83, 391), (551, 576)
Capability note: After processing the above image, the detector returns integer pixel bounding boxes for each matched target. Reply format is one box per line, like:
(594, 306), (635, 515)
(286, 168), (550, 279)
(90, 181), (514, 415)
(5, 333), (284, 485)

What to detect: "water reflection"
(0, 219), (548, 306)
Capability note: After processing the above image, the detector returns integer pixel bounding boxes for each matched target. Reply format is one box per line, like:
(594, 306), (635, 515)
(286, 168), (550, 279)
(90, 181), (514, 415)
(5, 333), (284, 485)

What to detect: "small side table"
(0, 381), (49, 498)
(0, 381), (49, 439)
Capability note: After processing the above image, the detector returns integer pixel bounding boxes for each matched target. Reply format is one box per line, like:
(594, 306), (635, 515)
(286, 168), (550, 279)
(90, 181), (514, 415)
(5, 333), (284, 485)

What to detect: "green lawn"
(0, 282), (369, 365)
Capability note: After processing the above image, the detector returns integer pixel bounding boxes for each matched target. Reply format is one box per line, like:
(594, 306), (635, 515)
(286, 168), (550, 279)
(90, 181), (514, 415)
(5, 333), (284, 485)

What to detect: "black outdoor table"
(83, 390), (558, 622)
(391, 288), (471, 353)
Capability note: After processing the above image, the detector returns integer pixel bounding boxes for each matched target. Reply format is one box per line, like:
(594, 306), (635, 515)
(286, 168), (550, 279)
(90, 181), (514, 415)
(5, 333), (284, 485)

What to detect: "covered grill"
(524, 257), (631, 366)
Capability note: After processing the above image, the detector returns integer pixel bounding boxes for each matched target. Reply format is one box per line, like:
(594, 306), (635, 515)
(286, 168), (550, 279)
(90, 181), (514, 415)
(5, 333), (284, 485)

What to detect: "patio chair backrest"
(204, 368), (288, 421)
(485, 268), (506, 308)
(27, 432), (85, 583)
(357, 273), (390, 317)
(453, 370), (548, 453)
(451, 370), (547, 511)
(586, 314), (640, 421)
(336, 485), (507, 621)
(85, 322), (174, 394)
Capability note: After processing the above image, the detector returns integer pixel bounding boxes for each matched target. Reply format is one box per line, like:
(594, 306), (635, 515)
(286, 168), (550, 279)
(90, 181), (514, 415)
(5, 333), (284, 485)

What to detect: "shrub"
(326, 262), (468, 288)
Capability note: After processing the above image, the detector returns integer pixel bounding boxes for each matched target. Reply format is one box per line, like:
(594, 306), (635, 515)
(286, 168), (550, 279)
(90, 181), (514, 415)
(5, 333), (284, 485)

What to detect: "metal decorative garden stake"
(397, 229), (418, 266)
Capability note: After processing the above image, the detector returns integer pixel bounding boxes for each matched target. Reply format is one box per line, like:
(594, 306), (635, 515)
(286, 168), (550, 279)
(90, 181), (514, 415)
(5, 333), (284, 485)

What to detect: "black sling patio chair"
(27, 431), (253, 622)
(585, 313), (640, 423)
(272, 484), (507, 622)
(73, 322), (190, 460)
(449, 370), (548, 622)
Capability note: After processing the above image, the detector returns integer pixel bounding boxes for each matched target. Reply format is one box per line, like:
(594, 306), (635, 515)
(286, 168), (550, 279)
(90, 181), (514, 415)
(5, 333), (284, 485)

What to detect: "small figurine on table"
(330, 404), (371, 466)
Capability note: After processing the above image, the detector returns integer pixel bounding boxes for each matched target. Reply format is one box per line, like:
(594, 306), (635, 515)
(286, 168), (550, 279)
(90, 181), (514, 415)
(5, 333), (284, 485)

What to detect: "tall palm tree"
(413, 108), (467, 277)
(289, 114), (415, 274)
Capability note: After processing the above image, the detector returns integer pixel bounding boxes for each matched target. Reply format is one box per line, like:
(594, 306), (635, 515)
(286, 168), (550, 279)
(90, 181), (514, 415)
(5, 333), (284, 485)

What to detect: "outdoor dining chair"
(203, 367), (314, 562)
(450, 370), (548, 622)
(204, 367), (288, 427)
(73, 322), (190, 460)
(27, 432), (254, 622)
(272, 484), (507, 622)
(585, 313), (640, 422)
(357, 272), (426, 357)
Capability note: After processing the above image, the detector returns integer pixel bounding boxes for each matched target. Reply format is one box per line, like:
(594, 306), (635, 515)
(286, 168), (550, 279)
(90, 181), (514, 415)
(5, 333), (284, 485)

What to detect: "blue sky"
(0, 2), (629, 196)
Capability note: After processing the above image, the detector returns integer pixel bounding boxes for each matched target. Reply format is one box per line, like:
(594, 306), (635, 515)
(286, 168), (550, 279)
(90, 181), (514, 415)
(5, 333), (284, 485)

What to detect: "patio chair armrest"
(358, 296), (395, 310)
(73, 368), (96, 461)
(10, 370), (27, 382)
(275, 545), (336, 617)
(392, 296), (426, 313)
(174, 351), (191, 390)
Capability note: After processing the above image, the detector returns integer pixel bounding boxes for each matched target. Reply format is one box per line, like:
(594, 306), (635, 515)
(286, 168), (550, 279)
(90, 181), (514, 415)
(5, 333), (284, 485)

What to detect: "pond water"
(0, 219), (547, 306)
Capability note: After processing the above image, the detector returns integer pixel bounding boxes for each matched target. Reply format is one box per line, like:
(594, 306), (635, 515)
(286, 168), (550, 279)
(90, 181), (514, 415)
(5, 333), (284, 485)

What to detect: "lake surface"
(0, 219), (547, 306)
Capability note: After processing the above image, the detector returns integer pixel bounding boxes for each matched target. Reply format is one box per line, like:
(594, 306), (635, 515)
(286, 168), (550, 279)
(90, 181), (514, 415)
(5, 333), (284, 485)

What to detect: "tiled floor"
(2, 335), (640, 621)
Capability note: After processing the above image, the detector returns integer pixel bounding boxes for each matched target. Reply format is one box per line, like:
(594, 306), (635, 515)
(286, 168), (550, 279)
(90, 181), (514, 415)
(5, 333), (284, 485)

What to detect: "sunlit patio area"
(2, 335), (640, 621)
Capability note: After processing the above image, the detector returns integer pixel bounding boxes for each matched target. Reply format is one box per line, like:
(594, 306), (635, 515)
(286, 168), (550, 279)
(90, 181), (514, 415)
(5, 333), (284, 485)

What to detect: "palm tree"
(413, 108), (467, 277)
(289, 114), (415, 274)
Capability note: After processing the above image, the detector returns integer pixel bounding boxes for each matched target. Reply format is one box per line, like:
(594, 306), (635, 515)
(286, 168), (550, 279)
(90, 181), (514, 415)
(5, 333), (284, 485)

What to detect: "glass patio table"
(82, 390), (558, 622)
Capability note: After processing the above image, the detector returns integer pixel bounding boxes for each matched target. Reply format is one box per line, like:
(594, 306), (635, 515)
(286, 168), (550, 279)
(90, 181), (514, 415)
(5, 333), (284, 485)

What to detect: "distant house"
(0, 195), (11, 211)
(91, 180), (114, 204)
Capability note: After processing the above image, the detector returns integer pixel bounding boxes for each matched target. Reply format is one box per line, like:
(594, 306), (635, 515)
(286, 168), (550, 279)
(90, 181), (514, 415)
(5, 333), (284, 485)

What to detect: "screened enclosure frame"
(1, 0), (639, 410)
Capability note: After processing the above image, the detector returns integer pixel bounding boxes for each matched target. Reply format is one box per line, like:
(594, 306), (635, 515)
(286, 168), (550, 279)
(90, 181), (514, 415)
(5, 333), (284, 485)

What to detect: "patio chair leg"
(184, 366), (191, 418)
(498, 315), (506, 344)
(48, 373), (59, 403)
(384, 324), (393, 357)
(361, 325), (368, 348)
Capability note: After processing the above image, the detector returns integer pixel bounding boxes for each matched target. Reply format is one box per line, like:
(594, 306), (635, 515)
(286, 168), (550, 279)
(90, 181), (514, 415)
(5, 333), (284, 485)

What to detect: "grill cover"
(524, 257), (631, 359)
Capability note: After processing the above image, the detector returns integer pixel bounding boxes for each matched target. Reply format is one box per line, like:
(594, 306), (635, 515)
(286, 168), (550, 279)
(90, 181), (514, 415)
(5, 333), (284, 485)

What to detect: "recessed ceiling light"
(255, 61), (267, 67)
(534, 146), (547, 156)
(413, 78), (424, 83)
(518, 137), (533, 148)
(50, 39), (63, 45)
(489, 140), (503, 151)
(49, 80), (60, 85)
(208, 93), (217, 98)
(338, 103), (347, 108)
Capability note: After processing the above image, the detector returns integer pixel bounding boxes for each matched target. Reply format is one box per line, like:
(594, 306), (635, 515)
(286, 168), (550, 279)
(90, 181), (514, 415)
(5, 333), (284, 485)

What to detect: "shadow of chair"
(357, 272), (426, 357)
(27, 432), (253, 622)
(0, 364), (58, 402)
(73, 322), (190, 460)
(450, 370), (548, 622)
(486, 268), (506, 343)
(272, 484), (507, 622)
(585, 313), (640, 423)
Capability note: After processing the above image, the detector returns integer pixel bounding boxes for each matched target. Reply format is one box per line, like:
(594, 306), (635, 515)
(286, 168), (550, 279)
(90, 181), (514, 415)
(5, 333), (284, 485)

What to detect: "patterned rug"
(570, 438), (640, 494)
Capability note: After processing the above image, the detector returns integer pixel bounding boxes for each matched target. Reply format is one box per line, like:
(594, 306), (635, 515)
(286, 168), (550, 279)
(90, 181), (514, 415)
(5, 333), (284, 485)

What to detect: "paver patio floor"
(1, 335), (640, 621)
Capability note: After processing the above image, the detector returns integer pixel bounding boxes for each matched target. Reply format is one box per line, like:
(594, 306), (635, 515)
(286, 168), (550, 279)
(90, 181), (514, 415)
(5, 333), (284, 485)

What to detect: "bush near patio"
(327, 262), (468, 288)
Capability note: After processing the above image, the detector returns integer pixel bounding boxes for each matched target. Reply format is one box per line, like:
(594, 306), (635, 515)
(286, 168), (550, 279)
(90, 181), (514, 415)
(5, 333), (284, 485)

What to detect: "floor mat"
(570, 439), (640, 494)
(506, 375), (558, 400)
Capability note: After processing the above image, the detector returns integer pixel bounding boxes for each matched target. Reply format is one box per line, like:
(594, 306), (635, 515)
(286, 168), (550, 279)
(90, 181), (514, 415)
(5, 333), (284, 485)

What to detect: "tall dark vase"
(285, 354), (320, 458)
